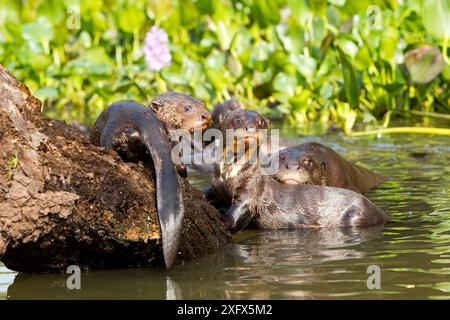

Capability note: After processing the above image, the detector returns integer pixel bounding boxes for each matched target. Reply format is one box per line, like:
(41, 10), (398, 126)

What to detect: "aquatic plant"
(0, 0), (449, 134)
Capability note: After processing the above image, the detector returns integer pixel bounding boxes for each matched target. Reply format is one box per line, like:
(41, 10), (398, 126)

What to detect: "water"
(1, 127), (449, 299)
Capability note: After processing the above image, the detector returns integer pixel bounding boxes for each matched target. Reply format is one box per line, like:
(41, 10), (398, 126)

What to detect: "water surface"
(1, 124), (449, 299)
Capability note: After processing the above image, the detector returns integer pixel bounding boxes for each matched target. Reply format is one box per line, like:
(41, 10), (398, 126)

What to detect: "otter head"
(150, 92), (211, 133)
(212, 99), (243, 127)
(273, 147), (326, 185)
(221, 109), (270, 149)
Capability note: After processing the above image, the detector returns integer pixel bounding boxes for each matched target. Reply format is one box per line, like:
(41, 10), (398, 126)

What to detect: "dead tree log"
(0, 64), (229, 272)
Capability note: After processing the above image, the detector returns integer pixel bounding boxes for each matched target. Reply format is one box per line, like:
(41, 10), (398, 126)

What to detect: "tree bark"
(0, 64), (229, 272)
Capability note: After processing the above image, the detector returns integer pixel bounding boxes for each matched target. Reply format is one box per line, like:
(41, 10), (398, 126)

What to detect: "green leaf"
(252, 0), (281, 28)
(118, 6), (146, 33)
(328, 0), (346, 6)
(312, 16), (326, 43)
(34, 87), (59, 101)
(308, 0), (327, 16)
(379, 27), (399, 62)
(404, 45), (445, 84)
(227, 52), (243, 77)
(250, 41), (271, 71)
(179, 0), (200, 30)
(195, 0), (214, 15)
(31, 53), (53, 71)
(37, 0), (65, 25)
(275, 23), (304, 54)
(215, 20), (232, 50)
(195, 82), (213, 101)
(205, 50), (226, 71)
(288, 0), (310, 25)
(289, 89), (312, 112)
(21, 20), (54, 48)
(65, 48), (114, 76)
(354, 46), (372, 69)
(290, 53), (316, 79)
(337, 46), (360, 108)
(161, 71), (189, 85)
(334, 38), (358, 59)
(319, 83), (334, 99)
(421, 0), (450, 39)
(273, 72), (298, 96)
(3, 21), (22, 42)
(0, 1), (21, 41)
(147, 0), (173, 21)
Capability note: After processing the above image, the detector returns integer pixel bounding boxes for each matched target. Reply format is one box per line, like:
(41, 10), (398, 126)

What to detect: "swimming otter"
(211, 99), (243, 128)
(273, 143), (386, 194)
(207, 109), (270, 207)
(187, 101), (250, 173)
(211, 110), (389, 232)
(90, 100), (184, 269)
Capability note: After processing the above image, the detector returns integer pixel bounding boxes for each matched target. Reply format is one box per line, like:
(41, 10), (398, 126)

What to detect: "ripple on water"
(1, 131), (450, 299)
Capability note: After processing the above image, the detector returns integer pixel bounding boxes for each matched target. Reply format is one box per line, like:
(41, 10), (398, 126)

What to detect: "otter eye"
(183, 105), (192, 113)
(257, 119), (264, 127)
(234, 118), (242, 125)
(279, 154), (285, 161)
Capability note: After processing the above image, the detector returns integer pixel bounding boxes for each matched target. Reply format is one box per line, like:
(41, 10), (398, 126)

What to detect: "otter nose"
(246, 124), (256, 133)
(285, 159), (299, 170)
(201, 111), (212, 123)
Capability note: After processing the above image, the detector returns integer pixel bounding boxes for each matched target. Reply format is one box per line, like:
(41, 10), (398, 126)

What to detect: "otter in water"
(186, 99), (245, 173)
(211, 99), (243, 128)
(207, 109), (270, 207)
(210, 110), (389, 232)
(90, 100), (184, 269)
(273, 143), (385, 194)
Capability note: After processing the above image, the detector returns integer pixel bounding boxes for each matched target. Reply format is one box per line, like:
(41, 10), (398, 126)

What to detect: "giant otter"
(90, 100), (184, 269)
(91, 92), (211, 178)
(207, 109), (270, 207)
(273, 143), (386, 194)
(210, 110), (389, 232)
(148, 92), (212, 177)
(187, 99), (245, 173)
(149, 91), (211, 133)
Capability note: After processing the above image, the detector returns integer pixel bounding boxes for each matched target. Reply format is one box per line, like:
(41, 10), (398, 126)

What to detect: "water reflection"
(7, 226), (386, 300)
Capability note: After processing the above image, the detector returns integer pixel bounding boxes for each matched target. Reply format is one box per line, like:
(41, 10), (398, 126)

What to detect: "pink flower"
(144, 26), (172, 72)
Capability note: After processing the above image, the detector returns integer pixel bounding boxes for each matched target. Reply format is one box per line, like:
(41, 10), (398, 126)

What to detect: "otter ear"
(150, 100), (162, 112)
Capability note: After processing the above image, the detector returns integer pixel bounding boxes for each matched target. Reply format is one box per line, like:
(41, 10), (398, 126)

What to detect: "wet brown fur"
(273, 143), (386, 194)
(211, 111), (389, 231)
(211, 99), (243, 128)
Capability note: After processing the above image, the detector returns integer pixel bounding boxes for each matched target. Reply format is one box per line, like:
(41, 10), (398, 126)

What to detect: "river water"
(1, 124), (449, 299)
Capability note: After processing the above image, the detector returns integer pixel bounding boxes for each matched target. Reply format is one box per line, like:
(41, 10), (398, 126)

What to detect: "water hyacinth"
(404, 45), (444, 85)
(144, 26), (171, 72)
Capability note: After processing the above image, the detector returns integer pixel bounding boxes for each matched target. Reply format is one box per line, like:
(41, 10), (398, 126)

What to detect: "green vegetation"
(0, 0), (449, 134)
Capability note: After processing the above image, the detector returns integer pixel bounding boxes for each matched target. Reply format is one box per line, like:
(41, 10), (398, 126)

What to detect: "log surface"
(0, 64), (229, 272)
